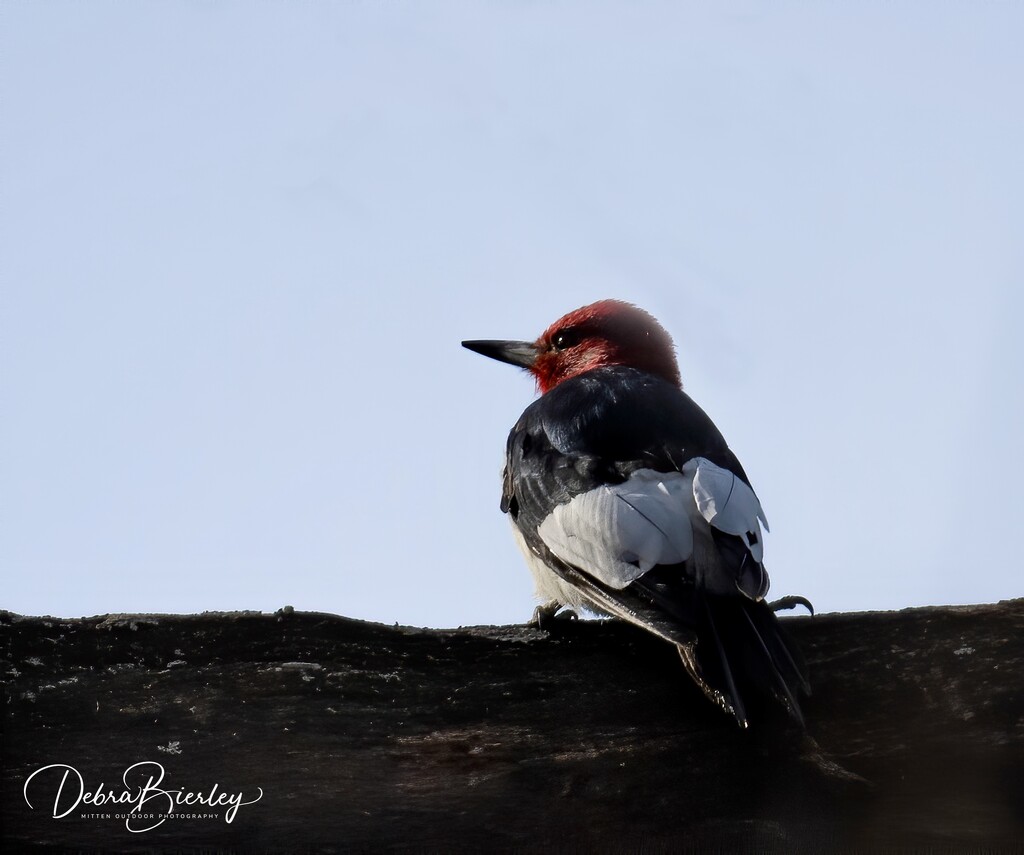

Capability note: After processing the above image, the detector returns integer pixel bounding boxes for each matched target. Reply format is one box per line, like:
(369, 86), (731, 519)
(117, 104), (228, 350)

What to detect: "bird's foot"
(531, 600), (579, 632)
(769, 595), (815, 615)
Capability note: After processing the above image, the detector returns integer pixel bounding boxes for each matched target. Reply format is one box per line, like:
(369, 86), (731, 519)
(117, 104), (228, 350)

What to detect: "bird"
(462, 299), (811, 728)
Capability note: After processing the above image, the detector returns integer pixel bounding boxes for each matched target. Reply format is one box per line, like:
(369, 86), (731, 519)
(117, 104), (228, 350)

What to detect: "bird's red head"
(532, 300), (681, 393)
(463, 300), (681, 393)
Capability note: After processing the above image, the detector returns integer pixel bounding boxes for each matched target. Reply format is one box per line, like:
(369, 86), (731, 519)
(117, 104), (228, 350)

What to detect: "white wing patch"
(684, 457), (769, 562)
(535, 459), (770, 592)
(537, 469), (694, 589)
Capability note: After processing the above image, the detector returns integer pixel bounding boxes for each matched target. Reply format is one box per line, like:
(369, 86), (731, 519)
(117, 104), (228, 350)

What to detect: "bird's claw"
(532, 601), (579, 631)
(769, 595), (815, 615)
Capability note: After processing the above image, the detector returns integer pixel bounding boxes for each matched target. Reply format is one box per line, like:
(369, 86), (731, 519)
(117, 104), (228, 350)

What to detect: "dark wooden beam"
(3, 600), (1023, 852)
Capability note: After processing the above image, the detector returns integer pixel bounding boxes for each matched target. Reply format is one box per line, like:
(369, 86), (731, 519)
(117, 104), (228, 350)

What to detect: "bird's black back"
(502, 365), (749, 534)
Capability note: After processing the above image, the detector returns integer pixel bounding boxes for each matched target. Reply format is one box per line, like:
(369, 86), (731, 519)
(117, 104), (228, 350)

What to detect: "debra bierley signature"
(23, 761), (263, 833)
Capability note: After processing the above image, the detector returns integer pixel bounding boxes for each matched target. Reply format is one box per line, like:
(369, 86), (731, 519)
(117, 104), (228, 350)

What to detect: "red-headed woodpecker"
(463, 299), (810, 728)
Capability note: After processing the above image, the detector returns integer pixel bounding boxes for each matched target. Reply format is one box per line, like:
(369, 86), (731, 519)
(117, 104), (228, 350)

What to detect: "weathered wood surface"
(2, 600), (1023, 853)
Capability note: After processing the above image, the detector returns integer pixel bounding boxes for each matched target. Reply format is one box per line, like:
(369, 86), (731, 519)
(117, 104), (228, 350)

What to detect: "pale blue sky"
(2, 2), (1021, 626)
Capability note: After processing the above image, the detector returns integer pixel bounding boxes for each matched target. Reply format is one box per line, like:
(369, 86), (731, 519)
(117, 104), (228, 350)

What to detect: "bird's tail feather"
(544, 552), (809, 727)
(679, 591), (809, 728)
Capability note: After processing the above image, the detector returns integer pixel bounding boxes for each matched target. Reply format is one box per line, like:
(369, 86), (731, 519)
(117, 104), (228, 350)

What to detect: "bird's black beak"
(461, 339), (539, 369)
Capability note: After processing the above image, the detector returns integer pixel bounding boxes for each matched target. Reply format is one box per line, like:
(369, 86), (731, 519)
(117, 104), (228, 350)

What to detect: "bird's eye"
(552, 329), (582, 350)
